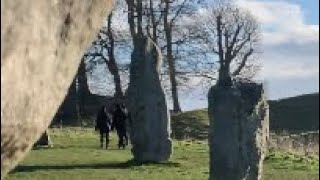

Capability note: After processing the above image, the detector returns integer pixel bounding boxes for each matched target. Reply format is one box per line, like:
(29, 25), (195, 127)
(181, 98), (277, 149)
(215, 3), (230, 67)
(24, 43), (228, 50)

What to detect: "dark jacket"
(95, 107), (112, 133)
(111, 105), (127, 132)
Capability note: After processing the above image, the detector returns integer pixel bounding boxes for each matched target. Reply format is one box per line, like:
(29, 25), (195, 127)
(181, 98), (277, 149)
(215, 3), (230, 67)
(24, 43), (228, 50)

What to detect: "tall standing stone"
(1, 1), (113, 178)
(208, 83), (269, 180)
(126, 36), (172, 162)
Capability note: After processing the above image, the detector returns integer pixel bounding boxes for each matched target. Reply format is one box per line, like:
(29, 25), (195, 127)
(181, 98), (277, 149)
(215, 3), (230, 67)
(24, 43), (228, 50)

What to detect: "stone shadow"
(11, 160), (180, 173)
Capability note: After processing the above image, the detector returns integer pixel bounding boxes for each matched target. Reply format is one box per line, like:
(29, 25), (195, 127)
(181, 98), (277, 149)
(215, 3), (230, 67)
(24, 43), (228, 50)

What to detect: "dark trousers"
(99, 130), (110, 149)
(116, 129), (128, 149)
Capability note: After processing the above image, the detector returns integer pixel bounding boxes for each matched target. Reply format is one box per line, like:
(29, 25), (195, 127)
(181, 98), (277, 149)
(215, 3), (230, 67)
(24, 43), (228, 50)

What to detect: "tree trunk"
(217, 63), (232, 87)
(57, 77), (79, 125)
(167, 42), (182, 113)
(149, 0), (158, 44)
(106, 13), (124, 99)
(77, 58), (92, 118)
(112, 65), (123, 98)
(164, 1), (182, 113)
(106, 55), (123, 99)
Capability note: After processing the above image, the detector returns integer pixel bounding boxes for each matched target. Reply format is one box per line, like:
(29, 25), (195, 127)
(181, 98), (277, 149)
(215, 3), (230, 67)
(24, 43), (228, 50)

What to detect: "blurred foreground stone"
(1, 0), (113, 178)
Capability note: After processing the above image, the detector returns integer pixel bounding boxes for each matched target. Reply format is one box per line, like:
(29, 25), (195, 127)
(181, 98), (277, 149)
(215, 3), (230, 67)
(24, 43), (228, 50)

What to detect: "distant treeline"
(53, 93), (319, 133)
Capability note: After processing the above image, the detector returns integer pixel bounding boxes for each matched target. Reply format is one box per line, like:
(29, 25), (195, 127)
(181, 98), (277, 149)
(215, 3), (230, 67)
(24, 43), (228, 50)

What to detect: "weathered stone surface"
(1, 0), (113, 178)
(269, 131), (319, 156)
(208, 83), (269, 180)
(126, 36), (172, 162)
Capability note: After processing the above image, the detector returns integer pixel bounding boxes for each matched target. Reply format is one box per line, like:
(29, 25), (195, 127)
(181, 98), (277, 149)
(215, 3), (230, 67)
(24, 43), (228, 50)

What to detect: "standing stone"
(208, 83), (269, 180)
(1, 1), (113, 178)
(126, 36), (172, 162)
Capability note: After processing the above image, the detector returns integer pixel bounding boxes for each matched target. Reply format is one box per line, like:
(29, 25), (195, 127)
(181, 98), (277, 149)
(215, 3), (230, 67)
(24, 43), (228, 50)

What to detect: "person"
(111, 103), (128, 149)
(95, 105), (112, 149)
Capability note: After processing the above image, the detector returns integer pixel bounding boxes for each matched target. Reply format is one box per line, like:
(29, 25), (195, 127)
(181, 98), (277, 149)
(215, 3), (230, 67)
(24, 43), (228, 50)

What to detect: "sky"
(89, 0), (319, 111)
(237, 0), (319, 98)
(181, 0), (319, 110)
(270, 0), (319, 24)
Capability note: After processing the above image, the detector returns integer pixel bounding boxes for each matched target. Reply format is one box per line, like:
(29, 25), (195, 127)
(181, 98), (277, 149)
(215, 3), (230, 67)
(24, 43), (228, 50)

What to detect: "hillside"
(171, 109), (209, 140)
(171, 93), (319, 138)
(269, 93), (319, 133)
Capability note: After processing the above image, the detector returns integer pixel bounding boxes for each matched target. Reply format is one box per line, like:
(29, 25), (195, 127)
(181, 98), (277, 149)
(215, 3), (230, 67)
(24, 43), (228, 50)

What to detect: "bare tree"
(105, 13), (124, 98)
(156, 0), (204, 112)
(192, 2), (261, 87)
(85, 1), (211, 111)
(77, 57), (93, 117)
(84, 14), (124, 99)
(163, 0), (183, 112)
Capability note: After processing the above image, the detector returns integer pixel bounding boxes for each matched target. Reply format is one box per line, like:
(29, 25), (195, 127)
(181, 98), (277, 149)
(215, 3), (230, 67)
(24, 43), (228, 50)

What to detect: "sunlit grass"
(6, 128), (319, 180)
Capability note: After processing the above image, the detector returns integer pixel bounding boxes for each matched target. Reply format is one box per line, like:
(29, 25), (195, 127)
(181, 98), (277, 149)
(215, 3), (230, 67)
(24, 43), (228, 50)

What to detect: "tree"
(127, 0), (202, 112)
(54, 77), (79, 125)
(193, 2), (261, 87)
(84, 1), (211, 112)
(105, 13), (124, 98)
(77, 57), (93, 118)
(162, 0), (186, 113)
(84, 14), (124, 99)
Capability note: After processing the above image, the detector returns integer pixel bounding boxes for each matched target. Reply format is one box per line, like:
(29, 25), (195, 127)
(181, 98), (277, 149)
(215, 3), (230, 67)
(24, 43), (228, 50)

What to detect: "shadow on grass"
(32, 144), (131, 150)
(12, 160), (180, 173)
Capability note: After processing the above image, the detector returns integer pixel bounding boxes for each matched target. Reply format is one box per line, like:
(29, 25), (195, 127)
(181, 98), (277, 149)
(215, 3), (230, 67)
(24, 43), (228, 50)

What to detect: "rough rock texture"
(1, 0), (113, 178)
(208, 83), (269, 180)
(126, 36), (172, 162)
(269, 131), (319, 156)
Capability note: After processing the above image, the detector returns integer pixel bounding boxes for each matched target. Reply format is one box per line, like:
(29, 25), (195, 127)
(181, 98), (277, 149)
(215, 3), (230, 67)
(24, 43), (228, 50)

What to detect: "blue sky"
(276, 0), (319, 24)
(181, 0), (319, 110)
(238, 0), (318, 97)
(89, 0), (319, 111)
(209, 0), (319, 24)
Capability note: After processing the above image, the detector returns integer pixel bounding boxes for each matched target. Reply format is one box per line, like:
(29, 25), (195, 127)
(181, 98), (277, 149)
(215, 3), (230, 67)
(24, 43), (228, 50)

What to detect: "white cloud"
(262, 61), (319, 79)
(237, 0), (318, 43)
(236, 0), (319, 80)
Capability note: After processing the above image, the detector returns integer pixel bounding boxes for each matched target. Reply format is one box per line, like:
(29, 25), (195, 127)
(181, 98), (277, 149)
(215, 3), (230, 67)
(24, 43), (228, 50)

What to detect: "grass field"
(6, 128), (319, 180)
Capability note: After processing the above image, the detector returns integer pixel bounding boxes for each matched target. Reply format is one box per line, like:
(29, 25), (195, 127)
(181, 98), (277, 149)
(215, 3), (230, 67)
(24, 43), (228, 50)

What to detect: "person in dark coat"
(111, 103), (128, 149)
(95, 105), (112, 149)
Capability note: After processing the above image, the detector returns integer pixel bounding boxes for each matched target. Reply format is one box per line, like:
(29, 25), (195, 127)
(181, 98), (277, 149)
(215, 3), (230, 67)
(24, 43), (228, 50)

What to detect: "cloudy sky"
(238, 0), (319, 98)
(178, 0), (319, 110)
(89, 0), (319, 111)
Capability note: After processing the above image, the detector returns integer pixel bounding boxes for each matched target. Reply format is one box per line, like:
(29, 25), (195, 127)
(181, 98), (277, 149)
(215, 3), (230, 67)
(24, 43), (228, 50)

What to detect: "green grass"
(6, 128), (319, 180)
(171, 109), (209, 140)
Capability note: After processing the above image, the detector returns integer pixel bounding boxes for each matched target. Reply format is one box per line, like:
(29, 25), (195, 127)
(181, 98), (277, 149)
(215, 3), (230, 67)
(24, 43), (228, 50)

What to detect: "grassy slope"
(6, 128), (319, 180)
(171, 93), (319, 136)
(171, 109), (209, 140)
(269, 93), (319, 132)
